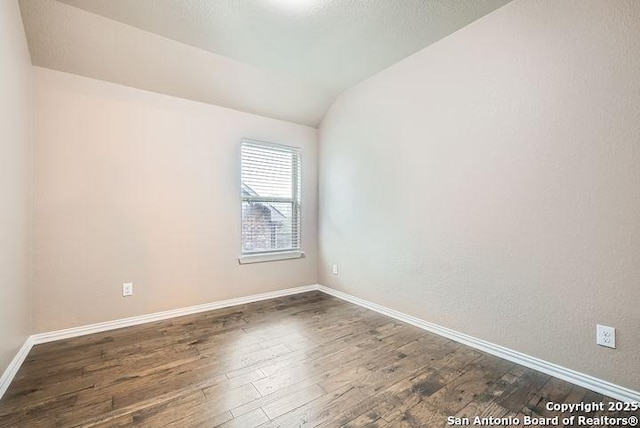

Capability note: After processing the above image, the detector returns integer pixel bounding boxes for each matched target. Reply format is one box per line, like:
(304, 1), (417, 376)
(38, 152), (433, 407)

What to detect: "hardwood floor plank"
(161, 409), (232, 428)
(229, 377), (327, 418)
(325, 347), (480, 426)
(0, 291), (632, 428)
(259, 384), (369, 427)
(202, 383), (262, 412)
(260, 383), (326, 420)
(495, 366), (551, 413)
(216, 408), (269, 428)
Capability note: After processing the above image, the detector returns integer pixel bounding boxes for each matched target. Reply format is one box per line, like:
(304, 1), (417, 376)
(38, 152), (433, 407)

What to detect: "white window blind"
(241, 139), (301, 256)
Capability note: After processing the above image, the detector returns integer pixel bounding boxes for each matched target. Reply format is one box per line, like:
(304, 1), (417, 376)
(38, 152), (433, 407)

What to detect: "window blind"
(241, 140), (301, 255)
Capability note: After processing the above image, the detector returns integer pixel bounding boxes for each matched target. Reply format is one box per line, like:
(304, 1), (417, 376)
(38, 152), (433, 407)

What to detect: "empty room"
(1, 0), (639, 426)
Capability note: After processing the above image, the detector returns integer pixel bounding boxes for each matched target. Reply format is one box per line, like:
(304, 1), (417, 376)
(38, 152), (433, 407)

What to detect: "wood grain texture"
(0, 291), (636, 427)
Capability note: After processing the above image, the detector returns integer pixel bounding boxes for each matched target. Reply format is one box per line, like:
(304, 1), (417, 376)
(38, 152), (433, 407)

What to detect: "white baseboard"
(2, 283), (638, 404)
(0, 284), (316, 399)
(317, 285), (640, 403)
(0, 337), (34, 399)
(31, 284), (318, 345)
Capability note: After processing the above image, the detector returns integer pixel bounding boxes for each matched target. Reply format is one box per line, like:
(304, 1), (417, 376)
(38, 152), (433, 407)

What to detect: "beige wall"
(319, 0), (640, 391)
(33, 67), (318, 332)
(19, 0), (335, 128)
(0, 0), (32, 374)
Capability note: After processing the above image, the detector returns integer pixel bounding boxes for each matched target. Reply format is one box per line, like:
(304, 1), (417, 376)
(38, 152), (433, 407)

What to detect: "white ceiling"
(19, 0), (511, 127)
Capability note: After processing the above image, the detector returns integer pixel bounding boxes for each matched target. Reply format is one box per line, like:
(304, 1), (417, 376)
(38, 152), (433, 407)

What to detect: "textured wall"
(32, 68), (318, 332)
(319, 0), (640, 390)
(0, 0), (32, 374)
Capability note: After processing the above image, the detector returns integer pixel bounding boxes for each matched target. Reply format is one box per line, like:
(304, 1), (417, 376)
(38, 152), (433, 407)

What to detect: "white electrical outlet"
(332, 264), (339, 275)
(596, 324), (615, 349)
(122, 282), (134, 297)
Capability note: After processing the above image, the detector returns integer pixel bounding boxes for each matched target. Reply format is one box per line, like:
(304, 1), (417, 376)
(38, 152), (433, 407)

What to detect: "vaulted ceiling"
(19, 0), (511, 127)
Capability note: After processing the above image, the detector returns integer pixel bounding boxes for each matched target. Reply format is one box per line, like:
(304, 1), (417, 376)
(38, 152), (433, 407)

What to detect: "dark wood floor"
(0, 291), (636, 427)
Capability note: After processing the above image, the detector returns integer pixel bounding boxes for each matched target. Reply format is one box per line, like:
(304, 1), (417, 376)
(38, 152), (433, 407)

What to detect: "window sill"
(238, 250), (305, 264)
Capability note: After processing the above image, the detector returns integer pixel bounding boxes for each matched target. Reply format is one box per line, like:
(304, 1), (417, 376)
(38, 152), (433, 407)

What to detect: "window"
(239, 139), (302, 263)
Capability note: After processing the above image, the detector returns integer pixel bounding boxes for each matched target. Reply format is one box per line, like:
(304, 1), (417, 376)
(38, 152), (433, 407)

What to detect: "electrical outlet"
(122, 282), (134, 297)
(596, 324), (615, 349)
(332, 264), (339, 275)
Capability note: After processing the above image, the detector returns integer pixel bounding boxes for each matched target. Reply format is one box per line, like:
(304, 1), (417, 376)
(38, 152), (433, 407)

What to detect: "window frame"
(238, 138), (304, 264)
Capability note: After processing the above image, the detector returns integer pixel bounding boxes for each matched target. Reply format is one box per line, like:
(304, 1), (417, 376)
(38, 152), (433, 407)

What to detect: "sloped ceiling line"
(19, 0), (511, 127)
